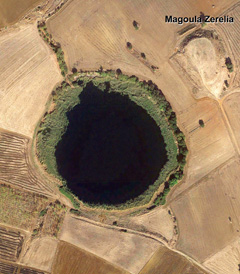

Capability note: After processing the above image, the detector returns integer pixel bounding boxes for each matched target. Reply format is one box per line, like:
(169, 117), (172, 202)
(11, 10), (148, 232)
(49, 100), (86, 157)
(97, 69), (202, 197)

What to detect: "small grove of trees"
(225, 57), (233, 73)
(133, 20), (140, 30)
(126, 42), (132, 50)
(37, 22), (68, 76)
(199, 119), (205, 128)
(141, 82), (188, 206)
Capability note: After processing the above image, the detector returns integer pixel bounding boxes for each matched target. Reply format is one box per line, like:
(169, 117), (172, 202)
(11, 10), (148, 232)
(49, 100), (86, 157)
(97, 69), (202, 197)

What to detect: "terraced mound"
(0, 131), (53, 196)
(0, 227), (23, 262)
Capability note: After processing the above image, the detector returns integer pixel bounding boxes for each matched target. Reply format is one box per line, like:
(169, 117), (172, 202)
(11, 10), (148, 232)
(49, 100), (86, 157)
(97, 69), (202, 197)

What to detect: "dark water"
(55, 82), (167, 204)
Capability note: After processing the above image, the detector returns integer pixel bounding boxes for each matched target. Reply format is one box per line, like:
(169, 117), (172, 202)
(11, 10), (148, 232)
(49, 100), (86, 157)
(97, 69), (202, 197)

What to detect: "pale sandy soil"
(59, 213), (161, 274)
(20, 237), (58, 272)
(0, 22), (62, 137)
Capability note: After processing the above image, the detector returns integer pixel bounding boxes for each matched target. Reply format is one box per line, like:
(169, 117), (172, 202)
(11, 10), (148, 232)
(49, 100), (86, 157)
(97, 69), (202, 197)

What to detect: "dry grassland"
(52, 241), (130, 274)
(21, 237), (58, 273)
(0, 0), (43, 28)
(139, 246), (208, 274)
(0, 184), (49, 231)
(223, 92), (240, 152)
(171, 158), (240, 262)
(0, 23), (62, 137)
(59, 213), (161, 274)
(0, 130), (53, 196)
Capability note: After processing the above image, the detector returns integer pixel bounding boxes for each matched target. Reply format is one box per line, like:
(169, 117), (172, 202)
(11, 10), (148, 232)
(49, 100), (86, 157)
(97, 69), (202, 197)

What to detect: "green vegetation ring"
(36, 71), (187, 210)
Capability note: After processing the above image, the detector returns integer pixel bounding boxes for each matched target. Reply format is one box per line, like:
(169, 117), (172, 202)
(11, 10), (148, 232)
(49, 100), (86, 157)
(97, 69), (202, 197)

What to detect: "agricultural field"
(0, 260), (46, 274)
(0, 226), (24, 262)
(129, 207), (175, 242)
(0, 0), (43, 28)
(171, 158), (240, 262)
(169, 98), (235, 199)
(0, 130), (54, 196)
(52, 241), (130, 274)
(139, 246), (208, 274)
(215, 2), (240, 89)
(223, 92), (240, 153)
(59, 213), (161, 274)
(21, 237), (58, 273)
(0, 23), (62, 137)
(203, 238), (240, 274)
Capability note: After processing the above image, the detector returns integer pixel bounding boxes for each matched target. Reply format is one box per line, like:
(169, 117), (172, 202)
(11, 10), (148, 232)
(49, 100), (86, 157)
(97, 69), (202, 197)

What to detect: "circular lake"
(55, 82), (168, 205)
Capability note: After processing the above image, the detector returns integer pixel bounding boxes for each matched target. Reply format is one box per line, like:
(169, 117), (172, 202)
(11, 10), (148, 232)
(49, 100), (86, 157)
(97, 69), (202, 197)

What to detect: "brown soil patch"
(52, 241), (130, 274)
(139, 246), (208, 274)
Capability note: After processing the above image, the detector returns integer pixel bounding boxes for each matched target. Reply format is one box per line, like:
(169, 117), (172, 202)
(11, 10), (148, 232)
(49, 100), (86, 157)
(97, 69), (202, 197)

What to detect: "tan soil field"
(47, 0), (237, 73)
(139, 246), (208, 274)
(52, 241), (130, 274)
(0, 23), (62, 137)
(59, 213), (161, 274)
(203, 238), (240, 274)
(223, 92), (240, 152)
(171, 158), (240, 262)
(129, 208), (174, 242)
(215, 2), (240, 88)
(169, 98), (235, 199)
(21, 237), (58, 272)
(0, 0), (44, 28)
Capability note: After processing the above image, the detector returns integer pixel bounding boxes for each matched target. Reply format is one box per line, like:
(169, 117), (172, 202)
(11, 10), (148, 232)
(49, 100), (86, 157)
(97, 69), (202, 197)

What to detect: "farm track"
(0, 130), (54, 197)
